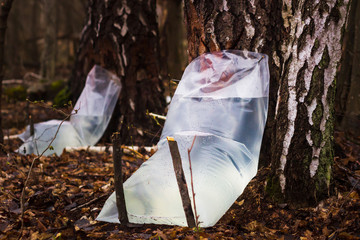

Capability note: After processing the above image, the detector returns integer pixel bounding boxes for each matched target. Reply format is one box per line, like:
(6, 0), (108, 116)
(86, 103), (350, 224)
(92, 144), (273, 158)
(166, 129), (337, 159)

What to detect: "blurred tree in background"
(336, 0), (360, 144)
(157, 0), (187, 81)
(4, 0), (87, 80)
(0, 0), (14, 144)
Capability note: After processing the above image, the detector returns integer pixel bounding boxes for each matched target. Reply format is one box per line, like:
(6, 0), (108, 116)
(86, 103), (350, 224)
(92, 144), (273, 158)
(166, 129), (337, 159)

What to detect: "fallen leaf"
(236, 199), (244, 206)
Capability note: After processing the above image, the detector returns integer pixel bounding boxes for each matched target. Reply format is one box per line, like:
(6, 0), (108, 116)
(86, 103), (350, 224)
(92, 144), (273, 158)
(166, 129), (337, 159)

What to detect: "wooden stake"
(167, 136), (196, 228)
(112, 132), (129, 225)
(29, 115), (34, 137)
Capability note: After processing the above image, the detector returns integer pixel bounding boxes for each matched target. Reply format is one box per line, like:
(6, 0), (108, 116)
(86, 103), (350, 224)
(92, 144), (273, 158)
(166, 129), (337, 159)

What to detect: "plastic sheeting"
(97, 50), (269, 227)
(18, 65), (121, 156)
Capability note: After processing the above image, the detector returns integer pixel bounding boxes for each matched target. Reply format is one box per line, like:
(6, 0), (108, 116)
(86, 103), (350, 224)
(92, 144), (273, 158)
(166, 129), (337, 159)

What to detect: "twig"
(187, 135), (200, 228)
(335, 160), (360, 178)
(339, 179), (360, 209)
(26, 99), (73, 117)
(146, 110), (165, 128)
(167, 136), (196, 228)
(148, 112), (166, 120)
(17, 112), (73, 240)
(69, 193), (108, 212)
(112, 132), (129, 225)
(122, 145), (144, 159)
(0, 188), (17, 200)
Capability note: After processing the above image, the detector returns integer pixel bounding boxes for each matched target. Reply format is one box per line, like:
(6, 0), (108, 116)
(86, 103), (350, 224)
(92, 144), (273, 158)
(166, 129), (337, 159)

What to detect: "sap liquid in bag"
(97, 50), (269, 227)
(18, 65), (121, 156)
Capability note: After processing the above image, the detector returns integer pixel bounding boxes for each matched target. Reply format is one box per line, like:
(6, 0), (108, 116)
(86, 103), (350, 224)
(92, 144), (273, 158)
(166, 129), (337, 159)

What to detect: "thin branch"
(148, 112), (166, 120)
(187, 135), (200, 228)
(146, 110), (164, 127)
(17, 112), (73, 240)
(69, 193), (108, 212)
(26, 99), (73, 117)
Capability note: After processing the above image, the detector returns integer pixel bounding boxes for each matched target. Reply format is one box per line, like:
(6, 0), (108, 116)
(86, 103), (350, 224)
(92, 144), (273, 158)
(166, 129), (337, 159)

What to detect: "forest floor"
(0, 101), (359, 240)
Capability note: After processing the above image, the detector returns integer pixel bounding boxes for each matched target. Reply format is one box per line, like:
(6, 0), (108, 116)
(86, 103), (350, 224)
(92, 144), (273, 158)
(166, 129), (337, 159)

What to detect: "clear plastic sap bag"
(18, 65), (121, 156)
(97, 50), (269, 227)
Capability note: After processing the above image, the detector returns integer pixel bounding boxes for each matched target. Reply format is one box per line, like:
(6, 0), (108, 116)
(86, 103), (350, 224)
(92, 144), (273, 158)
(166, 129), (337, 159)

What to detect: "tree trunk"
(29, 0), (40, 67)
(336, 0), (360, 144)
(5, 0), (22, 78)
(70, 0), (165, 145)
(41, 0), (57, 80)
(184, 0), (350, 206)
(157, 0), (187, 81)
(0, 0), (14, 144)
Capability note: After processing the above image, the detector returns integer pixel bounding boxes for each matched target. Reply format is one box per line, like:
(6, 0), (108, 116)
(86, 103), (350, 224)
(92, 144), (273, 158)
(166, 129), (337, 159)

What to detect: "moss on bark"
(265, 175), (285, 203)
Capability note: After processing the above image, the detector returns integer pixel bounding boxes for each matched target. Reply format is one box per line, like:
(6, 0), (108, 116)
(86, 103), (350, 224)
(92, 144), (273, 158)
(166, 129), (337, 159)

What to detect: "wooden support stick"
(112, 132), (129, 225)
(167, 136), (196, 228)
(29, 115), (34, 137)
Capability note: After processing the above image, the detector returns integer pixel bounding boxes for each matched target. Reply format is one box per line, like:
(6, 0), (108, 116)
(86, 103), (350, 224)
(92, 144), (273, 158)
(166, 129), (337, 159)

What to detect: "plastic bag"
(97, 50), (269, 227)
(18, 65), (121, 156)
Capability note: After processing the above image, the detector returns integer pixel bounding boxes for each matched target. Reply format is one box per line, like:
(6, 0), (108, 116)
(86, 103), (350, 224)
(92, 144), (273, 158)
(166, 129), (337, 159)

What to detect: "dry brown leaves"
(0, 122), (359, 239)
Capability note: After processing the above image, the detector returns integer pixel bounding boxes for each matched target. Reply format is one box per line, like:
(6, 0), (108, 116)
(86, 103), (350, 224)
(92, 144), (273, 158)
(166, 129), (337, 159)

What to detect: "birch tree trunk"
(70, 0), (165, 145)
(184, 0), (350, 206)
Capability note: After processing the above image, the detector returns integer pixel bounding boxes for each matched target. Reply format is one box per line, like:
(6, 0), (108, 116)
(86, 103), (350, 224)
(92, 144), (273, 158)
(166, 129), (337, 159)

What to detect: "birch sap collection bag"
(98, 50), (269, 227)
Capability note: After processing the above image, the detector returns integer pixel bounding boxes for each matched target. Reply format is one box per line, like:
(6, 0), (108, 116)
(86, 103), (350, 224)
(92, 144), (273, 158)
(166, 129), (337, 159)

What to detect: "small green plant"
(193, 225), (203, 232)
(4, 85), (27, 101)
(50, 79), (66, 92)
(54, 86), (71, 107)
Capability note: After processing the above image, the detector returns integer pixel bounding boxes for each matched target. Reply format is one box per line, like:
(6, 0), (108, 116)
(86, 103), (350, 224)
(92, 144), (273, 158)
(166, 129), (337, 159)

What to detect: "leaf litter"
(0, 103), (359, 239)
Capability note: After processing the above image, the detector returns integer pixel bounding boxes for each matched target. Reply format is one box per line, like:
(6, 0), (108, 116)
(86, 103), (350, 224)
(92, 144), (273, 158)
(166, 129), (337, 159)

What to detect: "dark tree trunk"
(157, 0), (187, 80)
(29, 0), (40, 66)
(70, 0), (165, 145)
(41, 0), (57, 80)
(4, 0), (22, 77)
(184, 0), (350, 207)
(336, 0), (360, 144)
(0, 0), (14, 145)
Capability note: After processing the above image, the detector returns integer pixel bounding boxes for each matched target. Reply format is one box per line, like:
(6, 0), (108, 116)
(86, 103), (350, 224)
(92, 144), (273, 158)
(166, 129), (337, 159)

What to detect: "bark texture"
(184, 0), (350, 206)
(70, 0), (165, 145)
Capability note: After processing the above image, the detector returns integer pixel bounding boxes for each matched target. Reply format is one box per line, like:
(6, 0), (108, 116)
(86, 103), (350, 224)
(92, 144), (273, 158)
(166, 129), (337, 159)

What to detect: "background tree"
(184, 0), (350, 206)
(3, 0), (86, 79)
(40, 0), (57, 81)
(69, 0), (165, 145)
(157, 0), (187, 81)
(0, 0), (14, 144)
(336, 0), (360, 144)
